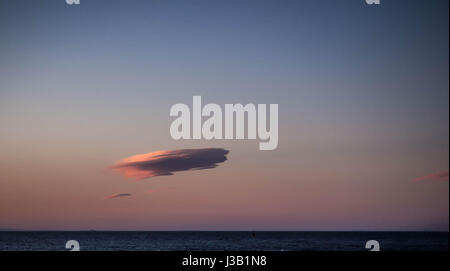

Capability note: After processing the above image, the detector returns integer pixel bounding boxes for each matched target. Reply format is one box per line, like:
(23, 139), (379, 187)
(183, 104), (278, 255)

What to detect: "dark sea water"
(0, 231), (447, 251)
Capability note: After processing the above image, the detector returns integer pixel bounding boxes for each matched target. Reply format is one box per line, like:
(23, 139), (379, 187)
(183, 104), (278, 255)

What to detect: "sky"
(0, 0), (448, 231)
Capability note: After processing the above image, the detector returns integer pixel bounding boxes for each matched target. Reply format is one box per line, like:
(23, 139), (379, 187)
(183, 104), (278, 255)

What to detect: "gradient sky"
(0, 0), (448, 231)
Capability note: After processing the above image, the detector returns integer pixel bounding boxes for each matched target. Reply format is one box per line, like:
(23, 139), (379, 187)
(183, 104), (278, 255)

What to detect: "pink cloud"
(414, 171), (449, 182)
(111, 148), (229, 180)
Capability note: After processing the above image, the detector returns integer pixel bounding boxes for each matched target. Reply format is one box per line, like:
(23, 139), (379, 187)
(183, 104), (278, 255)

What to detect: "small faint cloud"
(414, 171), (449, 182)
(111, 148), (229, 180)
(105, 193), (132, 199)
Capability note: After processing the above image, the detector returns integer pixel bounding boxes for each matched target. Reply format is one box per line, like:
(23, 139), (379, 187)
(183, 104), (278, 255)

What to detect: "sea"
(0, 231), (447, 251)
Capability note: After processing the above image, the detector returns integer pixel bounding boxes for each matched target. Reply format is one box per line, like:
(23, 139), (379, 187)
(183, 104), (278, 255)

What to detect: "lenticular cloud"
(111, 148), (229, 180)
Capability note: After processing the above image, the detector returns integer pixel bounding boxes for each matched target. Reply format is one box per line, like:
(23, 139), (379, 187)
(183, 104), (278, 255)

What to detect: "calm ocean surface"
(0, 231), (447, 251)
